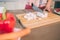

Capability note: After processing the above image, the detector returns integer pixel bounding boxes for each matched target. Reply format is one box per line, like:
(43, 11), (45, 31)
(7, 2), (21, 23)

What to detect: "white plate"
(54, 10), (60, 14)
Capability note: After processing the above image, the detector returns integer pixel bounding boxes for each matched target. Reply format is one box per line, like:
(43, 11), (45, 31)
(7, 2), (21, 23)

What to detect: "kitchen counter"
(3, 10), (60, 40)
(16, 11), (60, 29)
(15, 10), (60, 40)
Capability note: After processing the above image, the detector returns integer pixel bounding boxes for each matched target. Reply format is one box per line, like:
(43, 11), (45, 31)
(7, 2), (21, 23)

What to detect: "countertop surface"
(8, 9), (35, 29)
(9, 10), (60, 28)
(15, 10), (60, 29)
(5, 10), (60, 40)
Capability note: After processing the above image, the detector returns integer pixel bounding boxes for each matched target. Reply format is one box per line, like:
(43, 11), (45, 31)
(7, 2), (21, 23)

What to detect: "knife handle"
(15, 15), (26, 29)
(31, 3), (33, 7)
(32, 3), (43, 13)
(17, 19), (26, 29)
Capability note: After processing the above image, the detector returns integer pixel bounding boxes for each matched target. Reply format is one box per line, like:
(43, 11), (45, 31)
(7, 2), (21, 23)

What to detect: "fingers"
(23, 27), (31, 34)
(0, 27), (31, 40)
(19, 27), (31, 37)
(44, 7), (51, 12)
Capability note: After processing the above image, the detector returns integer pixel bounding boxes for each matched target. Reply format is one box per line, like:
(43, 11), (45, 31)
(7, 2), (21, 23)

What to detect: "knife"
(15, 15), (26, 29)
(31, 3), (43, 13)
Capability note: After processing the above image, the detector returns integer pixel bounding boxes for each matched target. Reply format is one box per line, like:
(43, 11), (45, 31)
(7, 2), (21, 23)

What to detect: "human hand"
(0, 27), (31, 40)
(44, 4), (51, 12)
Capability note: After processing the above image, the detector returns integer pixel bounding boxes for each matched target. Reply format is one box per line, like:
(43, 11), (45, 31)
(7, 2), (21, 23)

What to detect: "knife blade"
(32, 3), (43, 13)
(15, 15), (26, 29)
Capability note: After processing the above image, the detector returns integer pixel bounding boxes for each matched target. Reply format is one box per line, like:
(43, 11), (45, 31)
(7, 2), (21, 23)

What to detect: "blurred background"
(0, 0), (59, 10)
(0, 0), (28, 10)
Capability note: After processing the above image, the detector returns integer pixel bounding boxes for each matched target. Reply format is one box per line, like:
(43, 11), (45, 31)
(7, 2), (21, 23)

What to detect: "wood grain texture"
(16, 12), (60, 29)
(0, 12), (60, 40)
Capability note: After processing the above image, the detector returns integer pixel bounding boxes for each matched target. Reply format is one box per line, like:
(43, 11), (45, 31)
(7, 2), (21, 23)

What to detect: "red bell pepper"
(0, 12), (16, 34)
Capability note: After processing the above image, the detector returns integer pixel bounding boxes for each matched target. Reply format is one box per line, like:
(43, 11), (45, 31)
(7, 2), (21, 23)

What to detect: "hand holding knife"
(31, 3), (43, 13)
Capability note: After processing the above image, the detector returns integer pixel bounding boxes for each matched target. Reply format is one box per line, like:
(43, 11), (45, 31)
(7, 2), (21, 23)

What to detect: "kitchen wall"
(0, 0), (28, 10)
(0, 0), (59, 10)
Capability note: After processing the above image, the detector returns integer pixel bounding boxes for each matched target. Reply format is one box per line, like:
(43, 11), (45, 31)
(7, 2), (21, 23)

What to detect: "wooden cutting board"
(16, 12), (60, 29)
